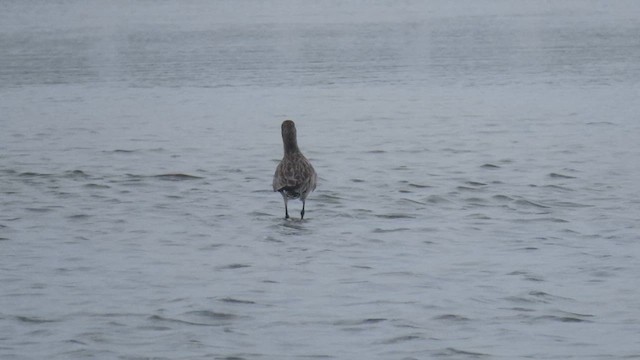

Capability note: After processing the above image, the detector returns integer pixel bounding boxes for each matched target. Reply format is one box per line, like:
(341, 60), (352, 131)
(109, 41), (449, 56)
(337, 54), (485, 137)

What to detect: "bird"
(273, 120), (317, 220)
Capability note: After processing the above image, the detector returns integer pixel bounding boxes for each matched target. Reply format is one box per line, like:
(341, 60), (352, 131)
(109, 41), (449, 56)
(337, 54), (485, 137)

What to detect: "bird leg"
(301, 200), (305, 220)
(283, 194), (289, 219)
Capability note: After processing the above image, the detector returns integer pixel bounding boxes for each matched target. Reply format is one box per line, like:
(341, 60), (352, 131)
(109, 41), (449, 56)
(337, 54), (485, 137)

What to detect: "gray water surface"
(2, 1), (640, 359)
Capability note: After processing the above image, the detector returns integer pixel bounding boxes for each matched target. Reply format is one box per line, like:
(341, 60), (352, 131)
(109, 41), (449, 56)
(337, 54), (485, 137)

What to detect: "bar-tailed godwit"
(273, 120), (317, 219)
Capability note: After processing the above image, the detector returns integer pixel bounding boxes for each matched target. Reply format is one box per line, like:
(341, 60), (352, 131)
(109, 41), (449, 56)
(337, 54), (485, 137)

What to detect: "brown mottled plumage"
(273, 120), (317, 219)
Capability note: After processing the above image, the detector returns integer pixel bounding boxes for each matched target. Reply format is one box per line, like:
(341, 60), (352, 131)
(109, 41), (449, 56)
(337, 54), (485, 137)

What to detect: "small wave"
(262, 236), (284, 243)
(25, 207), (56, 213)
(67, 214), (91, 220)
(442, 148), (472, 154)
(457, 186), (482, 192)
(217, 263), (251, 270)
(437, 347), (490, 358)
(480, 163), (500, 169)
(315, 193), (342, 203)
(148, 315), (216, 327)
(184, 310), (238, 320)
(399, 198), (427, 205)
(219, 297), (256, 305)
(466, 213), (491, 220)
(549, 172), (576, 179)
(514, 199), (550, 208)
(533, 315), (593, 323)
(15, 315), (58, 324)
(392, 165), (410, 171)
(549, 201), (593, 208)
(379, 333), (423, 344)
(426, 195), (451, 203)
(433, 314), (471, 322)
(542, 184), (573, 192)
(507, 271), (545, 282)
(372, 227), (411, 233)
(505, 291), (572, 305)
(586, 121), (615, 125)
(408, 183), (431, 188)
(334, 318), (387, 326)
(375, 213), (415, 219)
(63, 170), (89, 178)
(18, 172), (52, 177)
(465, 181), (487, 186)
(512, 217), (568, 224)
(153, 173), (204, 181)
(83, 183), (110, 189)
(492, 194), (513, 201)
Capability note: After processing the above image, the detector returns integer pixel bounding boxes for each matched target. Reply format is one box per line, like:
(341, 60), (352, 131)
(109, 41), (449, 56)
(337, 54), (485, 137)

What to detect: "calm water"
(2, 1), (640, 359)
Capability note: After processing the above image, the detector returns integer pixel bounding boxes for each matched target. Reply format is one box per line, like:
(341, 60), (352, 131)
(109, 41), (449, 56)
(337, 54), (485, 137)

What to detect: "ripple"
(505, 291), (572, 305)
(465, 181), (488, 186)
(433, 314), (471, 322)
(512, 217), (568, 224)
(513, 198), (550, 209)
(218, 297), (256, 305)
(426, 195), (451, 203)
(63, 170), (89, 179)
(506, 270), (544, 282)
(25, 207), (56, 213)
(67, 214), (91, 220)
(18, 172), (52, 177)
(374, 213), (415, 219)
(373, 227), (411, 233)
(542, 184), (574, 192)
(148, 311), (240, 327)
(399, 198), (427, 205)
(108, 149), (137, 153)
(379, 333), (423, 344)
(457, 186), (482, 192)
(436, 347), (490, 358)
(153, 173), (204, 181)
(14, 315), (58, 324)
(217, 264), (251, 270)
(83, 183), (110, 189)
(315, 193), (343, 203)
(548, 201), (593, 208)
(549, 172), (576, 179)
(533, 315), (593, 323)
(334, 318), (387, 326)
(148, 315), (215, 327)
(184, 310), (238, 320)
(408, 183), (431, 188)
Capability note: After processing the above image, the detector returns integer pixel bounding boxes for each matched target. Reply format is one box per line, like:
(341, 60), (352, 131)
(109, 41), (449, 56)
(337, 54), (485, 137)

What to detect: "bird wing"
(273, 161), (295, 191)
(273, 158), (315, 192)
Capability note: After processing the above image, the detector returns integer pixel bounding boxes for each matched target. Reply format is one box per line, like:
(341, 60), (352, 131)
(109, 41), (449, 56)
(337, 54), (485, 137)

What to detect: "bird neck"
(283, 133), (300, 155)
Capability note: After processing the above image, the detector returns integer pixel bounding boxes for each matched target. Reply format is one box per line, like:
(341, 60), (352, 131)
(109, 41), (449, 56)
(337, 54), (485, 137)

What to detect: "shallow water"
(2, 1), (640, 359)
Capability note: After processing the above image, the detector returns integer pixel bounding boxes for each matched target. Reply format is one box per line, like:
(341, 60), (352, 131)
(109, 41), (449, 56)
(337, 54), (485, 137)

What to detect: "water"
(2, 1), (640, 359)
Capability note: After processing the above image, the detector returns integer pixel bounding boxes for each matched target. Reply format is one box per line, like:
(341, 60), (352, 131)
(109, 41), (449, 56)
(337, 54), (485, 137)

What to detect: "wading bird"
(273, 120), (317, 220)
